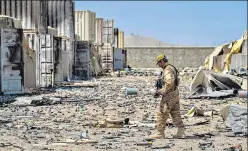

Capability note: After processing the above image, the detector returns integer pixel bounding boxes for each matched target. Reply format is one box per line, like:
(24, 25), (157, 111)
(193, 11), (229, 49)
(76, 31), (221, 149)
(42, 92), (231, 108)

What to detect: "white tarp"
(188, 68), (242, 99)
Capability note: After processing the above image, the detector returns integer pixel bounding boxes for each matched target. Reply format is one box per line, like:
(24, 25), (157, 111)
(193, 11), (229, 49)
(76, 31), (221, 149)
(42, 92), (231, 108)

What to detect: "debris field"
(0, 72), (246, 151)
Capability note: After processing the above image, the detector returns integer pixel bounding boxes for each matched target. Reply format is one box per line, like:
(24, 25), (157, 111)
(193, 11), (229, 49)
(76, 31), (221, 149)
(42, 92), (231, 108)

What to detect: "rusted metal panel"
(0, 28), (24, 94)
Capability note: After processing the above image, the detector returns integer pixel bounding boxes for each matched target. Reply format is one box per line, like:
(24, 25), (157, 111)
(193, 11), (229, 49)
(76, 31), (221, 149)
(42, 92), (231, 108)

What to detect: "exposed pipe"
(237, 91), (247, 98)
(125, 88), (138, 96)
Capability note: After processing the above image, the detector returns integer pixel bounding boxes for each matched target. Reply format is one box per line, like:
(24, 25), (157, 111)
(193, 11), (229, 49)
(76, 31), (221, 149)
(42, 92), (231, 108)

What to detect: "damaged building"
(0, 1), (127, 94)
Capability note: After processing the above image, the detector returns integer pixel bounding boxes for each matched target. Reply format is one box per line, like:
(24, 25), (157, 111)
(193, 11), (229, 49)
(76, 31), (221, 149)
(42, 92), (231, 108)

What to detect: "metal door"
(39, 34), (54, 87)
(75, 41), (90, 79)
(54, 37), (63, 83)
(0, 28), (24, 94)
(114, 48), (123, 70)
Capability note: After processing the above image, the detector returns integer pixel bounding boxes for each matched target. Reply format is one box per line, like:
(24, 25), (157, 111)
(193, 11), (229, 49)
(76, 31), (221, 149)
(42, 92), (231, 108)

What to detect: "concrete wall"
(125, 46), (215, 68)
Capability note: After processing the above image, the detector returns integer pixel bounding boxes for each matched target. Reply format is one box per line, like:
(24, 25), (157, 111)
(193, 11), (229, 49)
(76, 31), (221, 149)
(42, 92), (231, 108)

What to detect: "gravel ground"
(0, 75), (246, 151)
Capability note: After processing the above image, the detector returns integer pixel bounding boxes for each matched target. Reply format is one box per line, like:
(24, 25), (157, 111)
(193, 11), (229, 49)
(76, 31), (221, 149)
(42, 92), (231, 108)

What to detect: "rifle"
(154, 71), (163, 98)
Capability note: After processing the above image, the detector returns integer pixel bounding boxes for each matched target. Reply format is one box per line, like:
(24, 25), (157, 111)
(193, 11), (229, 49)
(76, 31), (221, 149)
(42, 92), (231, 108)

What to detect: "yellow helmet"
(156, 54), (167, 64)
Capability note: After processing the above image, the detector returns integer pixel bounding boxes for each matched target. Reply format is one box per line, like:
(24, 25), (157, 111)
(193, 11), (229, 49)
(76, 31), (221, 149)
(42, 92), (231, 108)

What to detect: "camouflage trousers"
(156, 90), (184, 131)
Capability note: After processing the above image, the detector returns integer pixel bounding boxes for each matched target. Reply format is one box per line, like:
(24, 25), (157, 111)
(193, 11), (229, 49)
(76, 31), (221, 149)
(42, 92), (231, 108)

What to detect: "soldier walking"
(149, 54), (186, 139)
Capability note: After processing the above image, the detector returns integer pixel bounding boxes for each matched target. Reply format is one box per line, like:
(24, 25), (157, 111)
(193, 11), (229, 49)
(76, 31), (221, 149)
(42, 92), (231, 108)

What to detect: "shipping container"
(23, 32), (39, 88)
(114, 28), (118, 48)
(122, 49), (127, 68)
(230, 54), (247, 70)
(39, 34), (55, 87)
(102, 19), (114, 44)
(101, 43), (114, 71)
(95, 18), (103, 44)
(0, 0), (75, 38)
(118, 31), (124, 49)
(114, 48), (123, 70)
(47, 0), (75, 38)
(75, 10), (96, 42)
(68, 39), (75, 80)
(74, 41), (91, 79)
(0, 0), (47, 33)
(23, 31), (55, 88)
(0, 28), (24, 94)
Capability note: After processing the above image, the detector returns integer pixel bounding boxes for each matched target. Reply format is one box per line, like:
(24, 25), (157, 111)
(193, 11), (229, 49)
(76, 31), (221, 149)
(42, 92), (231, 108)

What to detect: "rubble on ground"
(0, 70), (247, 151)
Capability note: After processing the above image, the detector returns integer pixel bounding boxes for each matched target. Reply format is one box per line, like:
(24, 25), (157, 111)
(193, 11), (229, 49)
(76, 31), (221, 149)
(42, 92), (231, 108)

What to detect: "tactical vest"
(162, 64), (180, 90)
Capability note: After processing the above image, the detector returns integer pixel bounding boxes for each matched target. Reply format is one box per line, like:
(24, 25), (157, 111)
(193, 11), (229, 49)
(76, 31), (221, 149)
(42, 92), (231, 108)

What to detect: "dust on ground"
(0, 75), (246, 151)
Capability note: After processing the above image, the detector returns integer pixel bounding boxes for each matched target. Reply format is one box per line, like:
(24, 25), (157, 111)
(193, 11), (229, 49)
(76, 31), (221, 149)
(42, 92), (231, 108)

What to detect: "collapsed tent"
(188, 68), (245, 99)
(205, 30), (247, 74)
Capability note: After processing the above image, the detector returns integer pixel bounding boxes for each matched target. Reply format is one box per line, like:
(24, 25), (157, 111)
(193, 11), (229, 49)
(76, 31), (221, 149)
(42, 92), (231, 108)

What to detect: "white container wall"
(95, 18), (103, 44)
(23, 31), (55, 88)
(23, 32), (39, 88)
(61, 39), (69, 81)
(118, 31), (124, 49)
(47, 0), (75, 38)
(0, 28), (24, 94)
(0, 0), (48, 33)
(102, 19), (114, 44)
(54, 37), (63, 83)
(75, 10), (96, 42)
(39, 34), (54, 87)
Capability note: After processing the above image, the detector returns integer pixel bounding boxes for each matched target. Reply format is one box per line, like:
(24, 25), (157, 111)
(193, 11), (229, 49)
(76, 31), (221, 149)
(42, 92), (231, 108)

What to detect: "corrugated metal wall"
(118, 31), (124, 49)
(0, 0), (48, 33)
(75, 10), (96, 42)
(230, 54), (247, 70)
(102, 19), (114, 44)
(47, 0), (75, 39)
(0, 0), (75, 38)
(95, 18), (103, 44)
(114, 28), (118, 48)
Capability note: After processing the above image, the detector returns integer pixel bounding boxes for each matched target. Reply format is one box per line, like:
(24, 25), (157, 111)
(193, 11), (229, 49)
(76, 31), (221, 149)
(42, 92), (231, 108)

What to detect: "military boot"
(149, 129), (165, 139)
(173, 127), (186, 139)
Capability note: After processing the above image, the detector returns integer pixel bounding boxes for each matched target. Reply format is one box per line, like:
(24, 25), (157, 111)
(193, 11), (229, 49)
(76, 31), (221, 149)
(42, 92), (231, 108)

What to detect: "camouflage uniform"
(149, 62), (185, 139)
